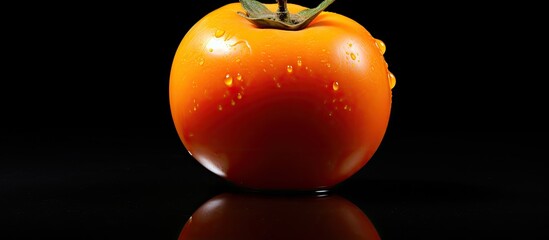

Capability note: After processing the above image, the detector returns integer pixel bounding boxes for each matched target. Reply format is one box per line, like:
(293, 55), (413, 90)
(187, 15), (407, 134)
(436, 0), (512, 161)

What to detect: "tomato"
(169, 0), (395, 191)
(178, 192), (381, 240)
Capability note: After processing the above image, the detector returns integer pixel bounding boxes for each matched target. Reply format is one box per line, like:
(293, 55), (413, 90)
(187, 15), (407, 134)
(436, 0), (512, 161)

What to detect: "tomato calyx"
(237, 0), (335, 30)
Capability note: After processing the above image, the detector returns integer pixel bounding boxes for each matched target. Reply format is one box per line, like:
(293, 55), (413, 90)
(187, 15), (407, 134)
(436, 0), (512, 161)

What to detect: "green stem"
(276, 0), (289, 22)
(237, 0), (336, 31)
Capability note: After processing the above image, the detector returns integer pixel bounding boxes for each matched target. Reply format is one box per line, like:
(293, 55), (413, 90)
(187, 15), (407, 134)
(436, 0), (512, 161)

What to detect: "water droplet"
(198, 58), (204, 66)
(297, 57), (302, 67)
(236, 73), (242, 81)
(224, 74), (233, 87)
(208, 48), (213, 53)
(344, 105), (349, 110)
(287, 65), (293, 73)
(218, 105), (223, 111)
(235, 58), (241, 63)
(375, 39), (386, 54)
(237, 92), (243, 99)
(388, 71), (396, 89)
(193, 106), (197, 111)
(350, 53), (357, 60)
(332, 81), (339, 91)
(273, 76), (281, 88)
(215, 29), (225, 38)
(231, 99), (236, 106)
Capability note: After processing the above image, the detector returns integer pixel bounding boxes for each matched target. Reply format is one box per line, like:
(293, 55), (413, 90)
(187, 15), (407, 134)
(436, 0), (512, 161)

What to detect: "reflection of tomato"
(178, 192), (381, 240)
(170, 0), (395, 190)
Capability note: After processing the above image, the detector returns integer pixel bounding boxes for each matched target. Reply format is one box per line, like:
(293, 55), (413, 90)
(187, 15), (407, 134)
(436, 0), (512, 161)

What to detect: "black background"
(2, 1), (547, 239)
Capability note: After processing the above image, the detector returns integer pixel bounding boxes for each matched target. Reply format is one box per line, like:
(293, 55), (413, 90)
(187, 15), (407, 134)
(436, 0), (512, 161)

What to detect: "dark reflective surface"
(2, 131), (548, 239)
(178, 192), (380, 240)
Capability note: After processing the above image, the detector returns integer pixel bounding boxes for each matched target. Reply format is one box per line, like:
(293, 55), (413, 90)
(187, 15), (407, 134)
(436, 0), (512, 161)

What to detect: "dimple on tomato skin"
(169, 2), (395, 191)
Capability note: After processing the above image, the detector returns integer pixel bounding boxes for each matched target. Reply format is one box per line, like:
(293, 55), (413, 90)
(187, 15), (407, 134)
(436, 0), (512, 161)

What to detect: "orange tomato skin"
(170, 3), (393, 190)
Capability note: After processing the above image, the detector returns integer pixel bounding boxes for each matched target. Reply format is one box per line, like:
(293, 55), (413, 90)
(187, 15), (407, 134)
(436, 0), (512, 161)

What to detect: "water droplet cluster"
(374, 38), (396, 90)
(218, 72), (247, 111)
(193, 28), (396, 114)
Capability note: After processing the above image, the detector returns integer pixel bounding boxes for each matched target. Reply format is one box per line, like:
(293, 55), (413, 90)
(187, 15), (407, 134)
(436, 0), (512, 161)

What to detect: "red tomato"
(169, 0), (395, 191)
(178, 193), (381, 240)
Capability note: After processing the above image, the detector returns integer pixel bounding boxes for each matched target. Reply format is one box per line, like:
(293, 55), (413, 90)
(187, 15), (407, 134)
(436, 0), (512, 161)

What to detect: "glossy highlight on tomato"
(169, 0), (396, 191)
